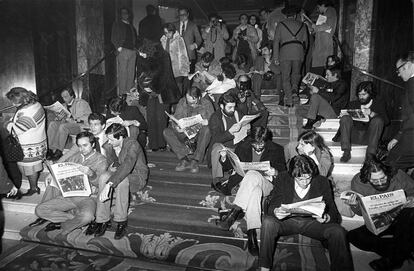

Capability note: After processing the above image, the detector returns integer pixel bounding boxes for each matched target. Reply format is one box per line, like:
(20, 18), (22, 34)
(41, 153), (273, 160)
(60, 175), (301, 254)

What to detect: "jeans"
(259, 215), (353, 270)
(117, 48), (136, 95)
(280, 60), (303, 105)
(47, 121), (82, 151)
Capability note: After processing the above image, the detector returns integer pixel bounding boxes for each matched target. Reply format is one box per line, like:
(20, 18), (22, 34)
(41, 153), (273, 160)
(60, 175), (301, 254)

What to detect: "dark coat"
(209, 109), (244, 147)
(273, 18), (308, 62)
(266, 172), (341, 224)
(111, 20), (137, 49)
(395, 77), (414, 141)
(0, 155), (13, 194)
(319, 79), (349, 115)
(138, 14), (163, 42)
(347, 97), (389, 129)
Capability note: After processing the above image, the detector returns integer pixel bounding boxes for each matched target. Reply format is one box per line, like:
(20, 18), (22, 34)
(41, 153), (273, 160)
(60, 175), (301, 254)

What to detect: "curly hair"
(288, 155), (320, 178)
(359, 157), (394, 184)
(6, 87), (38, 106)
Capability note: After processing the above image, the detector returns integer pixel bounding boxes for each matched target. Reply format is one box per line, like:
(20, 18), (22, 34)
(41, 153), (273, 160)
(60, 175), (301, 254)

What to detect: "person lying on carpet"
(214, 126), (286, 256)
(34, 131), (107, 234)
(85, 123), (148, 240)
(344, 158), (414, 271)
(259, 155), (353, 271)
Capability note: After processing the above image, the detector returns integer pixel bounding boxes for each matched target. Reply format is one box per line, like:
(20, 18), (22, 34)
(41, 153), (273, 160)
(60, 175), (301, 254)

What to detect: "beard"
(359, 96), (372, 105)
(370, 178), (391, 192)
(222, 109), (234, 117)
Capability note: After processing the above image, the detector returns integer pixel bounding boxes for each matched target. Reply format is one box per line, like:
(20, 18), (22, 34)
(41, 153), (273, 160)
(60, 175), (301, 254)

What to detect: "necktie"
(166, 38), (171, 52)
(94, 137), (101, 154)
(181, 22), (185, 35)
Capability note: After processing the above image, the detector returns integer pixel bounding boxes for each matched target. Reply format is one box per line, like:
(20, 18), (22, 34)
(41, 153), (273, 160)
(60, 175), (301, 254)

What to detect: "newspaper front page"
(44, 101), (71, 120)
(165, 112), (204, 139)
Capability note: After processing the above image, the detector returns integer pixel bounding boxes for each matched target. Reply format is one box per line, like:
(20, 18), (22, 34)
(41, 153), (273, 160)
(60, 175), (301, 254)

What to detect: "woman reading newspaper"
(259, 155), (353, 271)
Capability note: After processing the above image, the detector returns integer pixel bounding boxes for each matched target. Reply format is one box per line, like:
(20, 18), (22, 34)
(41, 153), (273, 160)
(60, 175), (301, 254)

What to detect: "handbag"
(4, 127), (24, 162)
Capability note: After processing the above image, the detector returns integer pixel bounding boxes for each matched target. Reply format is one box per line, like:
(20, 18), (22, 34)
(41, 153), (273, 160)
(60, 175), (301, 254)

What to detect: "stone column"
(350, 0), (374, 101)
(73, 0), (105, 109)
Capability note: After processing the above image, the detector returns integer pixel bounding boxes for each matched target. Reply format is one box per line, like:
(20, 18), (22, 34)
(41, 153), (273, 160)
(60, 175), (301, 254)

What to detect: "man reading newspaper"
(260, 155), (353, 271)
(163, 86), (214, 173)
(214, 126), (286, 256)
(33, 131), (107, 234)
(343, 158), (414, 271)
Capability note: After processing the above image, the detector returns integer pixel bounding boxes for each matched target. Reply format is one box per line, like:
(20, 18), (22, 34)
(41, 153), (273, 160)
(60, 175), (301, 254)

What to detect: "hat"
(281, 5), (301, 16)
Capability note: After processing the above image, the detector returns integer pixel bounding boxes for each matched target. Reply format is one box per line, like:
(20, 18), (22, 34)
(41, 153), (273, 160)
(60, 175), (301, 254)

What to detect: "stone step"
(302, 118), (340, 130)
(261, 89), (280, 95)
(317, 129), (338, 142)
(326, 141), (367, 158)
(3, 211), (37, 240)
(260, 94), (279, 104)
(267, 105), (296, 115)
(268, 114), (296, 126)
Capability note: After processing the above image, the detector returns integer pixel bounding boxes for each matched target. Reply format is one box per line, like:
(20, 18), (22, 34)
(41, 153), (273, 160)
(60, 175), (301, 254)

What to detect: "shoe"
(340, 150), (351, 162)
(44, 222), (61, 232)
(211, 180), (231, 196)
(189, 160), (199, 173)
(46, 149), (55, 160)
(8, 190), (23, 200)
(216, 207), (243, 230)
(94, 221), (110, 237)
(247, 229), (259, 256)
(369, 257), (403, 271)
(114, 221), (127, 240)
(23, 187), (40, 197)
(29, 217), (48, 227)
(175, 159), (190, 172)
(51, 149), (63, 161)
(303, 118), (317, 130)
(85, 221), (99, 236)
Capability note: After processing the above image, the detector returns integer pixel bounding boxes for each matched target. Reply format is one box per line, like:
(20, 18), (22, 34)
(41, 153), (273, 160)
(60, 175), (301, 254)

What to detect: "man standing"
(163, 87), (214, 173)
(138, 5), (162, 42)
(47, 88), (92, 161)
(273, 5), (308, 107)
(35, 132), (107, 234)
(87, 123), (148, 239)
(345, 158), (414, 271)
(177, 7), (202, 73)
(337, 81), (388, 162)
(260, 155), (353, 271)
(203, 14), (229, 61)
(112, 7), (138, 95)
(387, 52), (414, 170)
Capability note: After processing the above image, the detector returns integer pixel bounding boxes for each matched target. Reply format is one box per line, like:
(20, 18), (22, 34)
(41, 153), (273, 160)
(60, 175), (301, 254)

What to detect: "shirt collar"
(361, 99), (373, 109)
(81, 150), (96, 162)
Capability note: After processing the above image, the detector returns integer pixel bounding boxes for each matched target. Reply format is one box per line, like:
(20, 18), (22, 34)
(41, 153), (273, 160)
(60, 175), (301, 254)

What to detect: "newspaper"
(281, 196), (326, 218)
(315, 14), (331, 33)
(302, 72), (329, 89)
(240, 161), (271, 172)
(44, 101), (71, 120)
(165, 112), (204, 139)
(233, 114), (260, 144)
(340, 109), (369, 122)
(221, 147), (271, 178)
(46, 162), (92, 198)
(341, 189), (407, 235)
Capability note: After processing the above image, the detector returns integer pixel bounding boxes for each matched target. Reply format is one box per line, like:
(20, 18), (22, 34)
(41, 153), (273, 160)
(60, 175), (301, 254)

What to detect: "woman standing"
(136, 39), (181, 151)
(248, 14), (262, 51)
(5, 87), (47, 196)
(231, 13), (259, 69)
(160, 23), (190, 96)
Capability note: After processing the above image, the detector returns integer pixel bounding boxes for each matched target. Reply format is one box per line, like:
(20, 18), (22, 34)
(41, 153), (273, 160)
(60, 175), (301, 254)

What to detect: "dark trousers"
(259, 215), (353, 270)
(280, 60), (303, 105)
(348, 208), (414, 264)
(386, 129), (414, 170)
(175, 76), (190, 97)
(306, 94), (337, 120)
(163, 126), (211, 162)
(339, 115), (384, 155)
(189, 59), (197, 74)
(251, 110), (269, 128)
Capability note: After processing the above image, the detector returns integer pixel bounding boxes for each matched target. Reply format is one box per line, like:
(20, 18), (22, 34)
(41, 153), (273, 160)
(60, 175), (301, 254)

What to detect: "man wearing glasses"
(259, 155), (353, 271)
(176, 7), (202, 73)
(387, 52), (414, 170)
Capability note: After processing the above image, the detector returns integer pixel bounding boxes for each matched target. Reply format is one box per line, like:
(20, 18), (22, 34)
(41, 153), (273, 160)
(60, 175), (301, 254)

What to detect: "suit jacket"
(273, 18), (308, 62)
(267, 172), (341, 224)
(176, 20), (202, 60)
(209, 109), (244, 148)
(111, 20), (137, 49)
(105, 138), (148, 189)
(0, 155), (14, 194)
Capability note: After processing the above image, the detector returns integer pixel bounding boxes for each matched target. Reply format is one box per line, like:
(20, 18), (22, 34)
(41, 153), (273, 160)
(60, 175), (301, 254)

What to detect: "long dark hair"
(6, 87), (38, 107)
(359, 157), (394, 184)
(298, 130), (331, 154)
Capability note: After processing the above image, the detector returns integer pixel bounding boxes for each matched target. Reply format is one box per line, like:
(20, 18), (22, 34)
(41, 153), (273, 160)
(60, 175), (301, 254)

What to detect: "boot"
(44, 222), (61, 232)
(29, 217), (47, 227)
(216, 207), (243, 230)
(303, 118), (317, 130)
(85, 221), (99, 236)
(175, 158), (190, 172)
(94, 221), (111, 237)
(114, 221), (127, 240)
(211, 179), (231, 196)
(189, 159), (199, 173)
(247, 229), (259, 256)
(340, 150), (351, 162)
(51, 149), (63, 161)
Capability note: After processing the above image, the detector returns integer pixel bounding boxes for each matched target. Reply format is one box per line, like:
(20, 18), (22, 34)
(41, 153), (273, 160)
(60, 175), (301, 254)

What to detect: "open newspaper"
(302, 72), (329, 89)
(46, 161), (92, 198)
(221, 147), (271, 178)
(340, 109), (369, 122)
(233, 114), (260, 144)
(165, 112), (204, 139)
(340, 189), (407, 235)
(281, 196), (326, 218)
(44, 101), (71, 120)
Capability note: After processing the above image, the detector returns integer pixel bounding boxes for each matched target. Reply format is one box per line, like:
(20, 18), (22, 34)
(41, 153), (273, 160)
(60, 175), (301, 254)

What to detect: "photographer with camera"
(231, 13), (259, 69)
(203, 14), (229, 62)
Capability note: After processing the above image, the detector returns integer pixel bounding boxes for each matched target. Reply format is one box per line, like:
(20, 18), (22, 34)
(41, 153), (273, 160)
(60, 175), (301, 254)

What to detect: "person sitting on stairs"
(344, 158), (414, 271)
(214, 126), (286, 256)
(259, 155), (353, 271)
(35, 131), (107, 234)
(335, 81), (388, 162)
(303, 66), (349, 129)
(85, 123), (148, 240)
(163, 86), (214, 173)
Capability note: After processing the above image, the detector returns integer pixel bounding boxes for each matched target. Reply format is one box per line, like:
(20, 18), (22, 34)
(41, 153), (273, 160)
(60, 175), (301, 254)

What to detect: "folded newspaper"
(44, 101), (71, 120)
(340, 189), (407, 235)
(340, 109), (369, 122)
(302, 72), (329, 89)
(281, 196), (326, 218)
(233, 114), (260, 144)
(221, 147), (271, 178)
(46, 162), (92, 198)
(165, 112), (204, 139)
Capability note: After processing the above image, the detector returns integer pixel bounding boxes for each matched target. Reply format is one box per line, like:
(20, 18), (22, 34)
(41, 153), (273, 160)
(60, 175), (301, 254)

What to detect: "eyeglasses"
(396, 62), (407, 74)
(179, 13), (188, 17)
